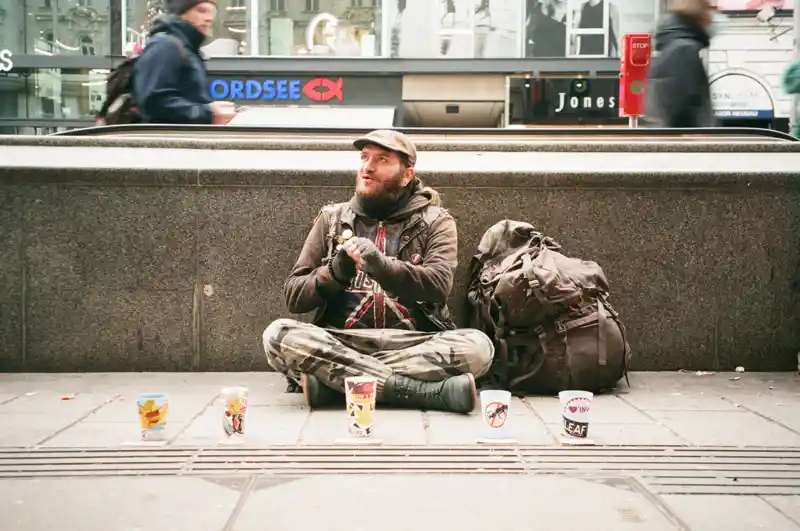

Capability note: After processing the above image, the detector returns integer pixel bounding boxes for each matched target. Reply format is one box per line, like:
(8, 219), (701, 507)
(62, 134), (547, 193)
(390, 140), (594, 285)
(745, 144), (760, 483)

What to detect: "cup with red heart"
(558, 390), (593, 438)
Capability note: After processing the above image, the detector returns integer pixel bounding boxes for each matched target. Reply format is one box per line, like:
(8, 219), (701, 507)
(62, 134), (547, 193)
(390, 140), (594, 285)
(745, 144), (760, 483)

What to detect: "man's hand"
(342, 237), (388, 275)
(211, 101), (236, 125)
(329, 247), (357, 284)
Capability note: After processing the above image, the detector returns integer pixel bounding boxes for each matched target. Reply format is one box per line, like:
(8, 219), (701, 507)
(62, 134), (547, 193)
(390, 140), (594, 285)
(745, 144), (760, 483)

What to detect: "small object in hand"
(335, 229), (355, 252)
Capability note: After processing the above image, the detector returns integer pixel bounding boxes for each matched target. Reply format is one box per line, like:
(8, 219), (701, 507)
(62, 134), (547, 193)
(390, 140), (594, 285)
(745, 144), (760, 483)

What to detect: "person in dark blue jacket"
(134, 0), (235, 125)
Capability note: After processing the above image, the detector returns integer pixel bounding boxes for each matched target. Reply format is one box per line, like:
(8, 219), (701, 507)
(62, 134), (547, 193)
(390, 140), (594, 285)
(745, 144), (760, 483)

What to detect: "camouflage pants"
(262, 318), (494, 398)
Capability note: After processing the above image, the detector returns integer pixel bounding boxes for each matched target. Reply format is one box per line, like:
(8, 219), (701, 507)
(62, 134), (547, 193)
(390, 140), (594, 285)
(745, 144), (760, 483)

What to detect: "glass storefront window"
(524, 0), (659, 59)
(125, 0), (252, 55)
(0, 0), (111, 56)
(386, 0), (524, 58)
(508, 75), (626, 126)
(0, 68), (107, 120)
(258, 0), (382, 56)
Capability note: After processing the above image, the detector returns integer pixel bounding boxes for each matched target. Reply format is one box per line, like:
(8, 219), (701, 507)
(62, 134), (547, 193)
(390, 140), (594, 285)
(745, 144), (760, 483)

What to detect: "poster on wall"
(386, 0), (522, 58)
(524, 0), (655, 58)
(718, 0), (793, 10)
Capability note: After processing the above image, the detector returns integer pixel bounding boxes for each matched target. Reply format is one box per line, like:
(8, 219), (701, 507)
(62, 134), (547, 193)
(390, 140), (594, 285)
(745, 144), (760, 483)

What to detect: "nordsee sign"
(710, 72), (774, 119)
(209, 78), (344, 102)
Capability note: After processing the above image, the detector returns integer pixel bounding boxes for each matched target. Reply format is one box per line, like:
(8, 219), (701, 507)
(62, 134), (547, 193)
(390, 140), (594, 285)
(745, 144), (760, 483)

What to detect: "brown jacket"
(283, 188), (458, 332)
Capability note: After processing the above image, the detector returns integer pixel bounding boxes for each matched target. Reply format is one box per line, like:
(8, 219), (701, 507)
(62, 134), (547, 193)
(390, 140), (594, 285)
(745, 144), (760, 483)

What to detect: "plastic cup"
(345, 376), (377, 438)
(559, 390), (593, 438)
(222, 386), (248, 437)
(137, 393), (169, 441)
(480, 389), (511, 439)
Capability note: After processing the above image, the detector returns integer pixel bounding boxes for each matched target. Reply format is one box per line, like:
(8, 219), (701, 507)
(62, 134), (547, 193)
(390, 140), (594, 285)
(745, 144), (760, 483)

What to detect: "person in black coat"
(134, 0), (235, 125)
(644, 0), (726, 128)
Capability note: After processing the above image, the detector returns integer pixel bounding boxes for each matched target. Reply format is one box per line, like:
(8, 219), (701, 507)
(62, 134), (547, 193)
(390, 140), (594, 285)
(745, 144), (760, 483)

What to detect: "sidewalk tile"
(426, 411), (556, 445)
(619, 392), (740, 412)
(0, 413), (78, 448)
(724, 394), (800, 433)
(544, 422), (690, 446)
(298, 409), (426, 445)
(170, 405), (309, 446)
(648, 410), (800, 446)
(84, 394), (215, 423)
(0, 477), (241, 531)
(663, 495), (800, 531)
(0, 391), (118, 414)
(762, 497), (800, 527)
(524, 395), (655, 424)
(40, 421), (188, 448)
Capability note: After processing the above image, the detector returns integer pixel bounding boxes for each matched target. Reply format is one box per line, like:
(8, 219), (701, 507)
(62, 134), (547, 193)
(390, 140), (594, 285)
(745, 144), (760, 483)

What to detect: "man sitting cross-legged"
(261, 130), (494, 413)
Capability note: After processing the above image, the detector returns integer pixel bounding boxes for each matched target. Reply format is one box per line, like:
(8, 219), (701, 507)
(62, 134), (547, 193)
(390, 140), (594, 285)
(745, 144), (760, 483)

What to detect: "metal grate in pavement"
(1, 446), (798, 495)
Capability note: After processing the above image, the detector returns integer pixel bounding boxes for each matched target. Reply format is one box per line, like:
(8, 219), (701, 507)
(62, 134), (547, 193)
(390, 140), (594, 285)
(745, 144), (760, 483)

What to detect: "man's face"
(356, 144), (414, 202)
(701, 0), (718, 28)
(183, 2), (217, 36)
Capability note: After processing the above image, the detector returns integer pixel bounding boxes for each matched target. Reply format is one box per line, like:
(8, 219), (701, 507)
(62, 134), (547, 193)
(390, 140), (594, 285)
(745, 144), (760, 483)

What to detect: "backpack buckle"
(555, 319), (566, 334)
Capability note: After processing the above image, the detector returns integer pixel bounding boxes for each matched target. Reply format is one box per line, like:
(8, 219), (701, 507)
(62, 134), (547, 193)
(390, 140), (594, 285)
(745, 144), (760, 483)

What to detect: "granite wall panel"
(20, 185), (197, 371)
(0, 188), (23, 371)
(1, 147), (797, 372)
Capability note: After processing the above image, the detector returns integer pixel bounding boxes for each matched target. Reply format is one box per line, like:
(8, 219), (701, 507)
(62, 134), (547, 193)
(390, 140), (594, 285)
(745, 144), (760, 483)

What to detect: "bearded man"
(262, 130), (494, 413)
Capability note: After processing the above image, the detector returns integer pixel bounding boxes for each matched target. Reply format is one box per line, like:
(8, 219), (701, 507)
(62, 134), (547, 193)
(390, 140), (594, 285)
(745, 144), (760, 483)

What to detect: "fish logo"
(302, 77), (344, 102)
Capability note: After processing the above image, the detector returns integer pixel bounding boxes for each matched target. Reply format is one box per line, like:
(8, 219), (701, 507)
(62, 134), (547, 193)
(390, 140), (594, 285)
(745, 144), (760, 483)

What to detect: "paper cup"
(222, 386), (248, 437)
(559, 390), (593, 438)
(345, 376), (377, 438)
(480, 390), (511, 439)
(137, 393), (169, 441)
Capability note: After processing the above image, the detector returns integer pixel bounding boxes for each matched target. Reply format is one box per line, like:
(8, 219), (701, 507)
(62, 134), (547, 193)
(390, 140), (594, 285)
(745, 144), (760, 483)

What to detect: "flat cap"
(353, 129), (417, 166)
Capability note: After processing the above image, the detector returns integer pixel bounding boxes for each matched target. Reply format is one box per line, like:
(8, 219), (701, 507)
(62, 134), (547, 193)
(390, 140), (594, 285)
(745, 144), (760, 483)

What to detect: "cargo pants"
(262, 318), (495, 398)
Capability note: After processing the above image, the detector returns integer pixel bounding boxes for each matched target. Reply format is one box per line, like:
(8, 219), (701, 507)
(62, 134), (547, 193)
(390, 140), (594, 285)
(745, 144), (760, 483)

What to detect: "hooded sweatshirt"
(644, 13), (715, 128)
(284, 183), (458, 332)
(133, 15), (213, 124)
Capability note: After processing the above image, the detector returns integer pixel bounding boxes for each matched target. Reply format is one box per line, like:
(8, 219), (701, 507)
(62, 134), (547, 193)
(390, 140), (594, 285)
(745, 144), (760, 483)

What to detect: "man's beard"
(355, 170), (410, 219)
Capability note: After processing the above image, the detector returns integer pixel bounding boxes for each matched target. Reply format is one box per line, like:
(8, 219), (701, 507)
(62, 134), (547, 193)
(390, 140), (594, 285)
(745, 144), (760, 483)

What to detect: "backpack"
(466, 220), (631, 395)
(99, 34), (187, 126)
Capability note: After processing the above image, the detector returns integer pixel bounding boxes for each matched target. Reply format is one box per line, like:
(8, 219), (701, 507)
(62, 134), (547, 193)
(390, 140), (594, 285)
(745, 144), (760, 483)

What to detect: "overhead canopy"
(709, 72), (775, 119)
(228, 106), (396, 128)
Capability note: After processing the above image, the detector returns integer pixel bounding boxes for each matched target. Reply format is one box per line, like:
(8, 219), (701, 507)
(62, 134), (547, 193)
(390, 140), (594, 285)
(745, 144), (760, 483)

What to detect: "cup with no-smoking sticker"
(559, 390), (593, 439)
(480, 389), (512, 439)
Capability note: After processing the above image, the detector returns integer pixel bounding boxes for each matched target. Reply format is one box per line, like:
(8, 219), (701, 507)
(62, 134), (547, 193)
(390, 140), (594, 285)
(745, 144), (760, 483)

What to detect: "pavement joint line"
(759, 494), (800, 527)
(518, 396), (549, 428)
(625, 476), (693, 531)
(0, 395), (20, 406)
(178, 448), (205, 476)
(614, 394), (694, 446)
(720, 396), (800, 437)
(421, 410), (431, 445)
(220, 473), (258, 531)
(32, 393), (123, 448)
(167, 392), (221, 446)
(294, 408), (313, 445)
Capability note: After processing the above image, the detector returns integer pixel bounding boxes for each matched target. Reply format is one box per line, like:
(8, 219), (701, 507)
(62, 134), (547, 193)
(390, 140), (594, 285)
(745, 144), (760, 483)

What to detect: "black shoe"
(285, 376), (302, 393)
(381, 373), (477, 414)
(301, 373), (344, 409)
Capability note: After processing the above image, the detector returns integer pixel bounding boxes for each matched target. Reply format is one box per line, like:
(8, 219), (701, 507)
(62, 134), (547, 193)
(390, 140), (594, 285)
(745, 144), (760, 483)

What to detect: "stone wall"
(1, 136), (798, 373)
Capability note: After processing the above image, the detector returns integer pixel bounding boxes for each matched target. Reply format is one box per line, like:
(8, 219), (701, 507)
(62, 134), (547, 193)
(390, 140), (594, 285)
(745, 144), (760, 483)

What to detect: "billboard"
(718, 0), (793, 10)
